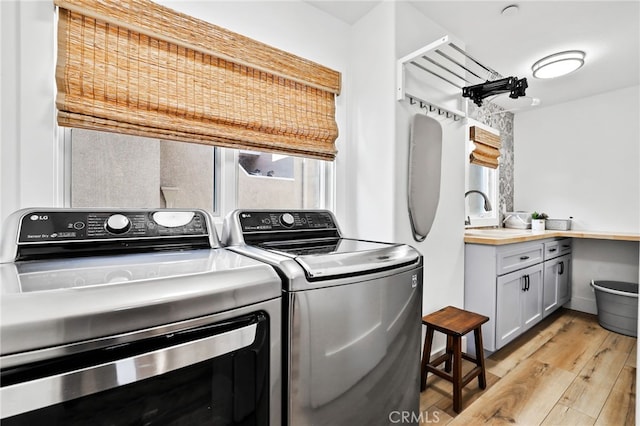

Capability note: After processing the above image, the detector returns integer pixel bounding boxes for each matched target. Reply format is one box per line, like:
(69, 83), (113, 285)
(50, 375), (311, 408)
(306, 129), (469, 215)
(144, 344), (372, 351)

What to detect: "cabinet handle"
(526, 275), (530, 291)
(562, 245), (570, 249)
(522, 274), (530, 291)
(559, 261), (564, 275)
(520, 256), (530, 260)
(549, 248), (557, 252)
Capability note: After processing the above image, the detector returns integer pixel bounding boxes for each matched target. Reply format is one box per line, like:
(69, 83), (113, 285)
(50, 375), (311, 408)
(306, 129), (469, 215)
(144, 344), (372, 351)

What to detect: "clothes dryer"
(0, 208), (281, 425)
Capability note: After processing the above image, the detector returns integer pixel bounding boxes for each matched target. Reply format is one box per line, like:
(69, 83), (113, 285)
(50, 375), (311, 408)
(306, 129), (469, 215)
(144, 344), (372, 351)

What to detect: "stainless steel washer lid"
(222, 209), (423, 290)
(0, 248), (281, 358)
(265, 239), (421, 279)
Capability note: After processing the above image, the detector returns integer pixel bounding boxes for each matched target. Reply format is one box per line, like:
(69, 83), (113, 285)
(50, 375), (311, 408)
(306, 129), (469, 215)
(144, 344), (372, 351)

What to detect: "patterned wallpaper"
(468, 102), (515, 220)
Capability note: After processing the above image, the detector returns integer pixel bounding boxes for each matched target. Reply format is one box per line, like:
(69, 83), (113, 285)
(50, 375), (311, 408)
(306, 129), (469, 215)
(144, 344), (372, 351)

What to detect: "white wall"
(344, 2), (396, 242)
(1, 1), (60, 226)
(0, 1), (3, 223)
(571, 239), (639, 314)
(514, 86), (639, 233)
(394, 2), (466, 314)
(514, 86), (640, 313)
(344, 1), (467, 317)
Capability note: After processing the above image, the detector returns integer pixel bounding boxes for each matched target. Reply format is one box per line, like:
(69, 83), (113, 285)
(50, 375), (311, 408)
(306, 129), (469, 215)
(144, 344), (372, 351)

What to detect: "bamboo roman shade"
(469, 126), (501, 169)
(54, 0), (342, 160)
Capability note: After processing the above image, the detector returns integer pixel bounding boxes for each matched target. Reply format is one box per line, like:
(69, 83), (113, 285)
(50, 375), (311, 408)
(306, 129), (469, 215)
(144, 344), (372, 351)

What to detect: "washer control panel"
(18, 210), (208, 243)
(239, 210), (336, 232)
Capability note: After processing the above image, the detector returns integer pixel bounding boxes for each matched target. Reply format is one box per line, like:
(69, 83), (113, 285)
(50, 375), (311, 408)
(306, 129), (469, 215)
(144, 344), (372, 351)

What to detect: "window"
(465, 120), (499, 227)
(67, 130), (332, 216)
(237, 151), (331, 209)
(59, 0), (339, 219)
(68, 129), (217, 215)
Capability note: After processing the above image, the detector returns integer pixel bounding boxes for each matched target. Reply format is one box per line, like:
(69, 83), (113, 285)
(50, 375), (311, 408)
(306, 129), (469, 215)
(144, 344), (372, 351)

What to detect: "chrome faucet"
(465, 190), (492, 211)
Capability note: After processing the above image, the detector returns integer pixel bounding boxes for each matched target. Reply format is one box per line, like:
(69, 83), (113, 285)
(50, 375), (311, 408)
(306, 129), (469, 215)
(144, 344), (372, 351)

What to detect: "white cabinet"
(465, 237), (571, 353)
(557, 255), (571, 305)
(496, 263), (543, 348)
(542, 239), (572, 318)
(542, 259), (560, 316)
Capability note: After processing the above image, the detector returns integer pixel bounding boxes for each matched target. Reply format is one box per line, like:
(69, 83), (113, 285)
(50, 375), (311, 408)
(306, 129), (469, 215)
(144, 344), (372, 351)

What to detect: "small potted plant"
(531, 211), (548, 231)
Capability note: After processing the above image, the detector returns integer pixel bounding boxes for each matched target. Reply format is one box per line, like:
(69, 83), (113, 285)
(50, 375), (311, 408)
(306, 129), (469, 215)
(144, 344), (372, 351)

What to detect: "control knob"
(105, 214), (131, 234)
(280, 213), (295, 228)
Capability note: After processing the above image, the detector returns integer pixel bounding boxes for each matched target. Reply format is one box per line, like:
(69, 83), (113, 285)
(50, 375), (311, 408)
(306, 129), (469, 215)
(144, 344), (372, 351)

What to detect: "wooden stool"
(420, 306), (489, 413)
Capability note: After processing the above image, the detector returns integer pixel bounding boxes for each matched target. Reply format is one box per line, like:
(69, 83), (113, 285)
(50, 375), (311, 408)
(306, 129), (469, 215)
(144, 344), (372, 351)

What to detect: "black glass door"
(2, 313), (270, 426)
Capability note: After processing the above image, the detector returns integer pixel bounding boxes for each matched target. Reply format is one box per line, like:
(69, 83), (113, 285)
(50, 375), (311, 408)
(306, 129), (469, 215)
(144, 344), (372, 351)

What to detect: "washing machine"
(0, 208), (281, 425)
(222, 209), (423, 426)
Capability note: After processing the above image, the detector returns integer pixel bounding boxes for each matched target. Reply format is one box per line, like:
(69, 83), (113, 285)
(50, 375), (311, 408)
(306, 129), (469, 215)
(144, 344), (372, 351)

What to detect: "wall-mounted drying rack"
(396, 35), (504, 107)
(405, 93), (464, 121)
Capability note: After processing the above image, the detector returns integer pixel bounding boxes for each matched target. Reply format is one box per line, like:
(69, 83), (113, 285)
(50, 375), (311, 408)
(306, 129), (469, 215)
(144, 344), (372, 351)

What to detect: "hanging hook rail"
(405, 93), (465, 121)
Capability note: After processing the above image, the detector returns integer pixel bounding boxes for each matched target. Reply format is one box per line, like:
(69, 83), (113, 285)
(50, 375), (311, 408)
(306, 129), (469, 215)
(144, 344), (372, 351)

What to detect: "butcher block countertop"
(464, 228), (640, 245)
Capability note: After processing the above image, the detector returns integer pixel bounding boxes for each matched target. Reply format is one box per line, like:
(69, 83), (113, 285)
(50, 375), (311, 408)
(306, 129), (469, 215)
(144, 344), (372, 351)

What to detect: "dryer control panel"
(239, 210), (336, 232)
(2, 209), (213, 262)
(18, 210), (208, 243)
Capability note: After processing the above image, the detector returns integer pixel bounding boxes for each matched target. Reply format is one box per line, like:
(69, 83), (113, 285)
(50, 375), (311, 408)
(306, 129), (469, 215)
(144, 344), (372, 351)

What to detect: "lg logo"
(29, 215), (49, 221)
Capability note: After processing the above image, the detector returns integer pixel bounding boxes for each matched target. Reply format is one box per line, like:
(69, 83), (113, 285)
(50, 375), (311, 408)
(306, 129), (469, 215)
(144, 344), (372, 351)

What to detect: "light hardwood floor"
(420, 309), (636, 425)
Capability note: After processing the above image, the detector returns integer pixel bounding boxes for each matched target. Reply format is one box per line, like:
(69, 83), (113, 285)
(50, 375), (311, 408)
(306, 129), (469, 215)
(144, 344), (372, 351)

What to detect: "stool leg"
(444, 335), (453, 373)
(452, 336), (463, 413)
(421, 326), (434, 392)
(474, 327), (487, 390)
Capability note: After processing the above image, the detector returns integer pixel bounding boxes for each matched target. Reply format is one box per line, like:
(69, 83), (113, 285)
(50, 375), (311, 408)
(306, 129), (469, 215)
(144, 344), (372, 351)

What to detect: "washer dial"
(105, 214), (131, 234)
(280, 213), (295, 227)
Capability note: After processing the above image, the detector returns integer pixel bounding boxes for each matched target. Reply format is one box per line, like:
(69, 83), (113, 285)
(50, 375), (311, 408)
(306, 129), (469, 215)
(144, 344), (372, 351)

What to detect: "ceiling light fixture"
(532, 50), (585, 79)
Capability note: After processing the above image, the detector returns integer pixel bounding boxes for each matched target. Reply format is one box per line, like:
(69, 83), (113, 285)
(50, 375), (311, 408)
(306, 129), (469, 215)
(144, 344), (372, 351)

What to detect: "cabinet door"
(557, 255), (571, 305)
(496, 264), (543, 349)
(496, 271), (524, 349)
(522, 265), (543, 330)
(543, 259), (559, 318)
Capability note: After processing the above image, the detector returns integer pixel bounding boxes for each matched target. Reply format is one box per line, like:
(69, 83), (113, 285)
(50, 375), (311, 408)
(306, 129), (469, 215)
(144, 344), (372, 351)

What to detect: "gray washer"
(223, 209), (423, 426)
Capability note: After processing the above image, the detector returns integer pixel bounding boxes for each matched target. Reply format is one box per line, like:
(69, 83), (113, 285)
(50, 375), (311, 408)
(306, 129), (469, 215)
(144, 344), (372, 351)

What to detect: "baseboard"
(566, 296), (598, 315)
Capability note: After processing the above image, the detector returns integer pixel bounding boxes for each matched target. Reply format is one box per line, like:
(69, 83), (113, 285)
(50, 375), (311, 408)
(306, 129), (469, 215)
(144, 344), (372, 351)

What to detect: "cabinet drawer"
(558, 239), (572, 256)
(544, 239), (572, 260)
(497, 243), (544, 276)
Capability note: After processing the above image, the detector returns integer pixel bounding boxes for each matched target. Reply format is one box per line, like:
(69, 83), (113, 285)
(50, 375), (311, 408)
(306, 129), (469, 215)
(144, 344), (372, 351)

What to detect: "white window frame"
(213, 148), (335, 228)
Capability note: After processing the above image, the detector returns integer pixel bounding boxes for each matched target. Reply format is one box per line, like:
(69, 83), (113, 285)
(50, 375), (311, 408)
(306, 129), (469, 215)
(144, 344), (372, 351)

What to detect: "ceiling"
(306, 1), (640, 111)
